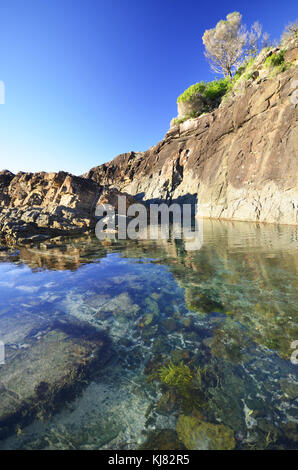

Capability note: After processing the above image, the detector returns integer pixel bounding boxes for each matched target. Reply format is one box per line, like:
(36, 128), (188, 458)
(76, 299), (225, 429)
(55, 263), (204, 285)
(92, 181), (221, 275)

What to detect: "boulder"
(176, 415), (236, 450)
(0, 321), (109, 437)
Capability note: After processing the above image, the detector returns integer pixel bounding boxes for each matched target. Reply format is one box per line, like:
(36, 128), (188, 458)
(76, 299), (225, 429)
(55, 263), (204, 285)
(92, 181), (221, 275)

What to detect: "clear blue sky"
(0, 0), (297, 175)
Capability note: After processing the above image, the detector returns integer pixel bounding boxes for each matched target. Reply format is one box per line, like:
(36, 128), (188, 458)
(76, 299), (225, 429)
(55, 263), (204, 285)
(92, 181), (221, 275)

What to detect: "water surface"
(0, 220), (297, 449)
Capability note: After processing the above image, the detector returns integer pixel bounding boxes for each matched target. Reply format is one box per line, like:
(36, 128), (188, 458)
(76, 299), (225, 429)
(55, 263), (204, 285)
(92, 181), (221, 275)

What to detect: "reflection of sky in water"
(0, 220), (297, 449)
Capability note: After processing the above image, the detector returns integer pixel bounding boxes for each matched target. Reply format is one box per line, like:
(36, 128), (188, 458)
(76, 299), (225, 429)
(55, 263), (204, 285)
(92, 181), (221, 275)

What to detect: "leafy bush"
(177, 81), (206, 103)
(245, 71), (254, 80)
(204, 78), (232, 100)
(177, 78), (232, 104)
(234, 56), (255, 81)
(264, 49), (285, 68)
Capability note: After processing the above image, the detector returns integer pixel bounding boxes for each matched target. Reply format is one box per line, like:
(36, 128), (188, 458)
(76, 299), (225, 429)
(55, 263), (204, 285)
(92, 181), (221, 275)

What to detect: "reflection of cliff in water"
(1, 219), (297, 269)
(0, 219), (297, 359)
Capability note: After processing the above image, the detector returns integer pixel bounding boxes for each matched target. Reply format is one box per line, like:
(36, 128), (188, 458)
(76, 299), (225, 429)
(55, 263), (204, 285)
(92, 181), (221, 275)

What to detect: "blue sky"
(0, 0), (297, 175)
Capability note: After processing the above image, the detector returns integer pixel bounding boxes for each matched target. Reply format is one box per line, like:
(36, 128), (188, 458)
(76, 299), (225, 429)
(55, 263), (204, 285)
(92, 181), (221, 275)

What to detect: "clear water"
(0, 219), (297, 449)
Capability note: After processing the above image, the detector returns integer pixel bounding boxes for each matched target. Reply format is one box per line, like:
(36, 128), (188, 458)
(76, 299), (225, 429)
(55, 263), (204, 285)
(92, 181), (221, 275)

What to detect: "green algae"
(159, 361), (193, 391)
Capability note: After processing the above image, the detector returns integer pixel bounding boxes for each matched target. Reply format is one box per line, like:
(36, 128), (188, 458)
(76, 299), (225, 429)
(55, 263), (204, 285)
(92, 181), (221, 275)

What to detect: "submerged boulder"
(176, 414), (236, 450)
(0, 322), (109, 438)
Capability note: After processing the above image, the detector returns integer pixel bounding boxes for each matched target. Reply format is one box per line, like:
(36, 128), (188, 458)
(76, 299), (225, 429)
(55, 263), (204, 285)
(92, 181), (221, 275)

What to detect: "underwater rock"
(152, 336), (171, 355)
(151, 293), (161, 301)
(139, 429), (186, 450)
(185, 287), (224, 314)
(161, 318), (178, 333)
(144, 297), (160, 315)
(280, 379), (298, 400)
(182, 316), (193, 329)
(144, 355), (164, 378)
(0, 325), (108, 438)
(170, 350), (190, 365)
(141, 324), (159, 341)
(176, 415), (236, 450)
(280, 421), (298, 443)
(209, 318), (252, 364)
(139, 313), (154, 327)
(156, 390), (177, 416)
(95, 292), (140, 319)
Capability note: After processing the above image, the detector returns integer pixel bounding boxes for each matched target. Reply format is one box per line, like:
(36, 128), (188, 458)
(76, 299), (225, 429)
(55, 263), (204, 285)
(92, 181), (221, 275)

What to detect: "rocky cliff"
(0, 170), (139, 244)
(85, 45), (298, 225)
(1, 43), (297, 245)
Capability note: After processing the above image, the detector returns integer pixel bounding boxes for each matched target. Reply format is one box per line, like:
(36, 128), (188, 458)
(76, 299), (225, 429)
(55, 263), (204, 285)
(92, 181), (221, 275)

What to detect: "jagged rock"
(0, 169), (146, 245)
(84, 152), (145, 189)
(176, 415), (236, 450)
(285, 47), (298, 63)
(96, 187), (140, 212)
(0, 171), (102, 244)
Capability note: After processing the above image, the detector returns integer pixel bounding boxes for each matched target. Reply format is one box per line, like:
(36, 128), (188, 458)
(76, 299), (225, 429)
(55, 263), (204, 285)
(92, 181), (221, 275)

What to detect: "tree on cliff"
(281, 20), (298, 42)
(202, 12), (265, 78)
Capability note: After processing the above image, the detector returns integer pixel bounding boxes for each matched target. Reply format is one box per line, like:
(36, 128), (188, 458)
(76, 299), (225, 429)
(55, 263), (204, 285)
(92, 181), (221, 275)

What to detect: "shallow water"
(0, 219), (297, 449)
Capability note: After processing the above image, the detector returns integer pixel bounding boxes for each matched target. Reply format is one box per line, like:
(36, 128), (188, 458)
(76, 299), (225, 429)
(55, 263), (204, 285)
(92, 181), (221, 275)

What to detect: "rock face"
(96, 187), (140, 212)
(0, 170), (143, 244)
(85, 55), (298, 225)
(0, 170), (102, 244)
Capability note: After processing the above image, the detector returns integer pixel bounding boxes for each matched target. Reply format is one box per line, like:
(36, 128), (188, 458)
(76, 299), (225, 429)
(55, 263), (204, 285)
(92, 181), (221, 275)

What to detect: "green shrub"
(234, 56), (255, 81)
(245, 71), (254, 80)
(177, 78), (231, 104)
(234, 67), (245, 81)
(264, 49), (285, 68)
(177, 81), (206, 103)
(204, 78), (232, 100)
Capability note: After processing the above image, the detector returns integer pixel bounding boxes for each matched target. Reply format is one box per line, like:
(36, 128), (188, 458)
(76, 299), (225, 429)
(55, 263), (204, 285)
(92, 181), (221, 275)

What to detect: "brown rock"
(285, 48), (298, 63)
(96, 187), (140, 212)
(0, 171), (102, 244)
(176, 415), (236, 450)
